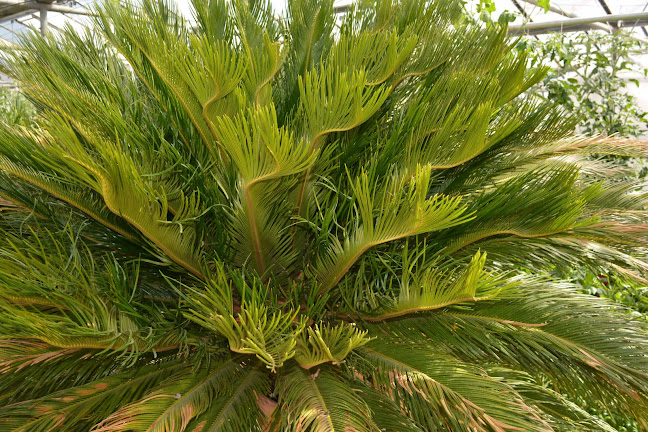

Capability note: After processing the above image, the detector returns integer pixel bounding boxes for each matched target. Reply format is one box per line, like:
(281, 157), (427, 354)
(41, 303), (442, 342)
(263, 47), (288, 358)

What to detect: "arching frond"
(355, 251), (501, 321)
(0, 227), (186, 363)
(355, 384), (424, 432)
(294, 323), (371, 369)
(381, 278), (648, 425)
(440, 167), (600, 255)
(313, 166), (470, 293)
(91, 357), (267, 432)
(273, 363), (378, 432)
(96, 0), (218, 155)
(0, 358), (185, 432)
(355, 340), (551, 432)
(42, 115), (205, 278)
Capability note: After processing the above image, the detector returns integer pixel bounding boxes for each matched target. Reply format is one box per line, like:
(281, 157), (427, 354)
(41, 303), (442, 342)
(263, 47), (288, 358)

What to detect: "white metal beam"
(0, 0), (94, 16)
(39, 8), (47, 36)
(509, 11), (648, 35)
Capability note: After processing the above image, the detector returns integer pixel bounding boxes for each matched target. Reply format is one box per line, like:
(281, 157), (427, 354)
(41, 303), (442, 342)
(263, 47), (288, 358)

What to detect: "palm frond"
(293, 323), (371, 369)
(91, 357), (268, 432)
(0, 358), (185, 432)
(313, 165), (470, 293)
(273, 363), (378, 431)
(355, 340), (551, 431)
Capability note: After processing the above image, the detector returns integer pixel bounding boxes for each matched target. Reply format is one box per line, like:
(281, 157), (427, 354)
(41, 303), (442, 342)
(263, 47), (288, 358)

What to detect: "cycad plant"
(1, 0), (648, 430)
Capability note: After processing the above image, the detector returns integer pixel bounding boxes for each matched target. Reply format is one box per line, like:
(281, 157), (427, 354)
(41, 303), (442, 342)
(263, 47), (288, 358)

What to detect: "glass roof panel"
(0, 0), (646, 119)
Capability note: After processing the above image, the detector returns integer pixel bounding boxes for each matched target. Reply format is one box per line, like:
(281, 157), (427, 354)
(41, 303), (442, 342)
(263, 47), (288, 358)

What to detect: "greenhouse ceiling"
(0, 0), (647, 106)
(1, 1), (647, 43)
(2, 1), (648, 36)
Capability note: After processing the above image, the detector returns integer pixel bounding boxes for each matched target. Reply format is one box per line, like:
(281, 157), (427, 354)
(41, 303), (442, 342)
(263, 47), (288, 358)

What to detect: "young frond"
(313, 165), (470, 293)
(91, 357), (267, 432)
(361, 251), (500, 321)
(184, 275), (305, 372)
(293, 323), (372, 369)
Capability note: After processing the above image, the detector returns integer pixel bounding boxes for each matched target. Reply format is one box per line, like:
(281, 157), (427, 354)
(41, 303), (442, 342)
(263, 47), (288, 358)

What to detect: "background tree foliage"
(0, 87), (33, 127)
(524, 30), (648, 138)
(1, 0), (648, 431)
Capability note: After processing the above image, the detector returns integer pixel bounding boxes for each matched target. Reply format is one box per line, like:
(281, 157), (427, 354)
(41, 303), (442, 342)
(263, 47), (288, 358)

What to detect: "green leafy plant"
(524, 30), (648, 431)
(0, 87), (33, 126)
(1, 0), (648, 430)
(524, 31), (648, 138)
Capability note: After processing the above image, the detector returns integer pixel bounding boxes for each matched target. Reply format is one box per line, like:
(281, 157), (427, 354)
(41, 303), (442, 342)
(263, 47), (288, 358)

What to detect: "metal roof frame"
(0, 1), (93, 16)
(508, 11), (648, 36)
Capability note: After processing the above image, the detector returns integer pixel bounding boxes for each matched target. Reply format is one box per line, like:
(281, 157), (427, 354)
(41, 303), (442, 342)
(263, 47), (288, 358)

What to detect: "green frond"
(273, 363), (378, 432)
(243, 32), (283, 107)
(298, 67), (390, 151)
(441, 167), (601, 255)
(181, 35), (246, 117)
(183, 362), (270, 432)
(398, 69), (500, 172)
(275, 0), (335, 120)
(0, 228), (186, 362)
(359, 251), (502, 321)
(355, 340), (551, 432)
(91, 356), (267, 432)
(293, 323), (371, 369)
(215, 105), (315, 274)
(43, 115), (205, 277)
(388, 277), (648, 424)
(96, 0), (217, 154)
(215, 106), (315, 185)
(355, 383), (424, 432)
(313, 165), (470, 293)
(0, 358), (185, 432)
(190, 0), (234, 43)
(0, 129), (137, 239)
(329, 30), (418, 87)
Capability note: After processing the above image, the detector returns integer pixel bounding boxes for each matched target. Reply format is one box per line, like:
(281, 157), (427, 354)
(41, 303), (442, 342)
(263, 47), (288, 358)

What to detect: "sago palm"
(1, 0), (648, 430)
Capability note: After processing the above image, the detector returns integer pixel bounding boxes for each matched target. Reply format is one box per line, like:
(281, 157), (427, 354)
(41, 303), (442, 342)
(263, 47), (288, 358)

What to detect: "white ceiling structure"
(0, 1), (96, 45)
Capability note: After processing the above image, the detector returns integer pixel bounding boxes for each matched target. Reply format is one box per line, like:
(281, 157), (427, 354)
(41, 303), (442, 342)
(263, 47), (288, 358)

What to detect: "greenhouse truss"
(0, 0), (647, 97)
